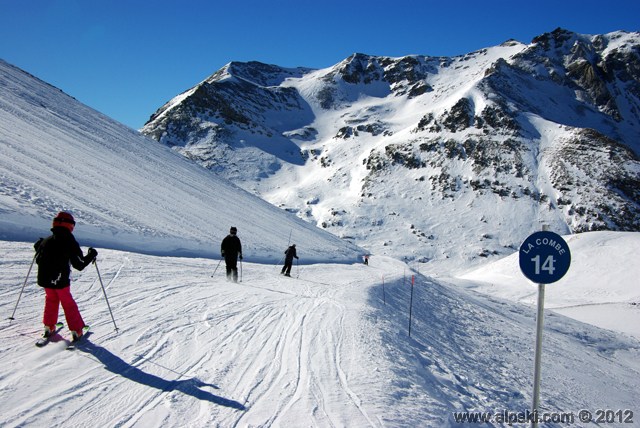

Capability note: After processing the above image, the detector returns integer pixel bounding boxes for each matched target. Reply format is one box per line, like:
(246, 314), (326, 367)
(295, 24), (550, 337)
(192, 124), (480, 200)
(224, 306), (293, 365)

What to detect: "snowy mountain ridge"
(142, 28), (640, 275)
(0, 58), (360, 263)
(0, 34), (639, 428)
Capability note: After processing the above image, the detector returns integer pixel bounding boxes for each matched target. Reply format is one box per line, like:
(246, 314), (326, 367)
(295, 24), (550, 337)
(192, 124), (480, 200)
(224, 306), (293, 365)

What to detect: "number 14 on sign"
(531, 255), (555, 275)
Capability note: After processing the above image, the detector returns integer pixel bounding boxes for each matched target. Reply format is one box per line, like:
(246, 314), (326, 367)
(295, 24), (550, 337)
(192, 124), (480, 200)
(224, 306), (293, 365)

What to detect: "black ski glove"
(239, 254), (243, 260)
(86, 247), (98, 263)
(34, 238), (44, 252)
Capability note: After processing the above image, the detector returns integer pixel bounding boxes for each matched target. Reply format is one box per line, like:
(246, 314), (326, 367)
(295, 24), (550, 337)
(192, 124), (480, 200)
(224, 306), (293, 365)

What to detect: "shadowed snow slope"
(0, 59), (360, 263)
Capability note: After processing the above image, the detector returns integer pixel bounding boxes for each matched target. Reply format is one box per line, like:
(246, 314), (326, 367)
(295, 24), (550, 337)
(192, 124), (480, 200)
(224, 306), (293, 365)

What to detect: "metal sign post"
(531, 282), (545, 425)
(519, 230), (571, 427)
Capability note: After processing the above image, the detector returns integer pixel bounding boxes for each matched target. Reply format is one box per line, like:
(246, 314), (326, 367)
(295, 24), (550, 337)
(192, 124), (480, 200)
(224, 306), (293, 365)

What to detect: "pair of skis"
(35, 323), (90, 350)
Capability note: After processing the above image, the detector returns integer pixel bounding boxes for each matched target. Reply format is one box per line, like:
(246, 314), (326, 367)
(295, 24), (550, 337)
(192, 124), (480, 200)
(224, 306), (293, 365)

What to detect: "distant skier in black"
(364, 255), (369, 265)
(221, 227), (242, 282)
(281, 244), (298, 277)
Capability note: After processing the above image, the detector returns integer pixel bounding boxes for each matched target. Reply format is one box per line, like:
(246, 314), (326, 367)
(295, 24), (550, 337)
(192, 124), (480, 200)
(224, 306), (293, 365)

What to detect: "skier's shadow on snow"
(78, 341), (245, 410)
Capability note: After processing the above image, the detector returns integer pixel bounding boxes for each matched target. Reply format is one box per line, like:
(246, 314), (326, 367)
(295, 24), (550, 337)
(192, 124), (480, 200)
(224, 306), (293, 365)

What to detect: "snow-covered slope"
(456, 231), (640, 340)
(1, 239), (639, 427)
(142, 29), (640, 275)
(1, 56), (639, 428)
(0, 59), (360, 263)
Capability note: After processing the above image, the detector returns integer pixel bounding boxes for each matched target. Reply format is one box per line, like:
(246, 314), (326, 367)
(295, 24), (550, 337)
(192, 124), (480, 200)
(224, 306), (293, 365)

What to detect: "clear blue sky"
(1, 0), (639, 130)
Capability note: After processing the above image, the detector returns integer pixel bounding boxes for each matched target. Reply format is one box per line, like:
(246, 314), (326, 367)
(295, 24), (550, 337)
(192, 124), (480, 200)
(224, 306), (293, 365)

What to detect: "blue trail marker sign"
(519, 230), (571, 427)
(519, 231), (571, 284)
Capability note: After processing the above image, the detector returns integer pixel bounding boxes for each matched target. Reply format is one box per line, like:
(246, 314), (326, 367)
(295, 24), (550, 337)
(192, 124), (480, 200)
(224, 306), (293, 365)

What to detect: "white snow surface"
(2, 241), (639, 427)
(457, 231), (640, 340)
(1, 59), (639, 427)
(0, 59), (360, 264)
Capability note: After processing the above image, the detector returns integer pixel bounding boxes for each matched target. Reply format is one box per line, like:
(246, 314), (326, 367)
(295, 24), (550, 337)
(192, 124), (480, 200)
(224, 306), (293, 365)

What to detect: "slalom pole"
(211, 258), (223, 277)
(94, 261), (119, 333)
(8, 253), (37, 321)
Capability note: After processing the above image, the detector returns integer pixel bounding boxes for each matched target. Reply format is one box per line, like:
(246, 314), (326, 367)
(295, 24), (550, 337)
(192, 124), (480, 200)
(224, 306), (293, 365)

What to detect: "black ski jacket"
(221, 234), (242, 259)
(284, 246), (298, 263)
(34, 227), (93, 289)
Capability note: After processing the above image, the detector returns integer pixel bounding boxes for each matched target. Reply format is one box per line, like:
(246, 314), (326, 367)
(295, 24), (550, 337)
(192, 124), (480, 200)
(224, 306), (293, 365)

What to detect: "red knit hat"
(52, 211), (75, 231)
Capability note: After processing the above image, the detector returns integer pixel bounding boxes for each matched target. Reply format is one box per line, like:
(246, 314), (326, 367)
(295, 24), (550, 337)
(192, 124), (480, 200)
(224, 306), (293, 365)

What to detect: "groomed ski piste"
(1, 58), (639, 427)
(1, 233), (639, 427)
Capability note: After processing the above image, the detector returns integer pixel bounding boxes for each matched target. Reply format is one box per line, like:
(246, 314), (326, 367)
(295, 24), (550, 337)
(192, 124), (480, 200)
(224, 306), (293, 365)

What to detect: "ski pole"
(94, 260), (118, 332)
(296, 258), (300, 278)
(8, 253), (37, 321)
(240, 259), (243, 282)
(211, 258), (223, 277)
(274, 252), (285, 269)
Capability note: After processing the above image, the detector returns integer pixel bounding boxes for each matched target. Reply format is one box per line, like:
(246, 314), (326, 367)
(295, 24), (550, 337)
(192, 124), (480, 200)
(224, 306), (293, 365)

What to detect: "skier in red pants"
(34, 212), (97, 341)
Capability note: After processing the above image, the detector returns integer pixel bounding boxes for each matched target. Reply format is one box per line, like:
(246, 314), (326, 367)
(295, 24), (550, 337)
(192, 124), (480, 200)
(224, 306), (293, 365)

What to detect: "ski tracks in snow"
(2, 244), (640, 427)
(207, 267), (377, 427)
(0, 247), (384, 427)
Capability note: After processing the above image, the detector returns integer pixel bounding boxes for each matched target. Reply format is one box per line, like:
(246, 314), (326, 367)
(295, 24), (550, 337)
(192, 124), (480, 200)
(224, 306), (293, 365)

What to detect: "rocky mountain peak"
(141, 29), (640, 273)
(218, 61), (312, 87)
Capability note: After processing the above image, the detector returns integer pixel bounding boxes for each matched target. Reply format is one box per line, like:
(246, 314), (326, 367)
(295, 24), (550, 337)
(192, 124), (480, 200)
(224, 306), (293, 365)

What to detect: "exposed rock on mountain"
(141, 28), (640, 273)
